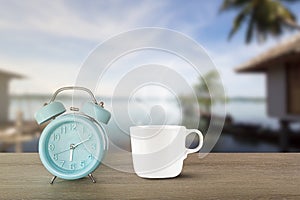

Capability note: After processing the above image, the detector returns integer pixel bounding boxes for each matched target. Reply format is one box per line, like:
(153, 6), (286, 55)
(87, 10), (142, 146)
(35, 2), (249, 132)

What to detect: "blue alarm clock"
(35, 86), (111, 184)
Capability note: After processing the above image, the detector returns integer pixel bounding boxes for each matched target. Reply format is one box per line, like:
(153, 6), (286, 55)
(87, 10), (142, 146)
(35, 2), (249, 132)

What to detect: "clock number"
(70, 163), (76, 170)
(61, 126), (66, 134)
(80, 161), (85, 168)
(88, 154), (93, 160)
(59, 160), (65, 167)
(53, 154), (58, 160)
(48, 144), (55, 151)
(71, 123), (77, 130)
(91, 143), (96, 150)
(53, 133), (60, 141)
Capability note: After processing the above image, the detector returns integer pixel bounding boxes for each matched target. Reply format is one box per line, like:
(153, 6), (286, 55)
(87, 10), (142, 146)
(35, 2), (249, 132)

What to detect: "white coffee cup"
(130, 125), (203, 178)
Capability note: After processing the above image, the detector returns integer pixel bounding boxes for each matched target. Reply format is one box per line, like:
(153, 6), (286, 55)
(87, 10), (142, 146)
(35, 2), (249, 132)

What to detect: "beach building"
(236, 34), (300, 151)
(0, 69), (23, 124)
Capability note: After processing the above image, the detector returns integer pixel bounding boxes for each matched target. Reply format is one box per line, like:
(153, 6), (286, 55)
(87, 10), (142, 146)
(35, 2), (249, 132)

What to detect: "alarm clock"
(34, 86), (111, 184)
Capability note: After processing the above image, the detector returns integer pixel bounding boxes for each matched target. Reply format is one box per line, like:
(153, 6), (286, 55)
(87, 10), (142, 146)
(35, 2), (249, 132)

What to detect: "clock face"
(39, 114), (107, 180)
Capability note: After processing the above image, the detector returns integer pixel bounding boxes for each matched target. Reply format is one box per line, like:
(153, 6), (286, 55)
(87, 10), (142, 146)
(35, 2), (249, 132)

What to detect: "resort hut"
(235, 34), (300, 151)
(0, 69), (23, 124)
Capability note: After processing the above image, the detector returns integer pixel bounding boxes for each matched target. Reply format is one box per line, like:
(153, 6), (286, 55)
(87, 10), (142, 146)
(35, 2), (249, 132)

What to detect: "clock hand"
(69, 146), (74, 162)
(54, 136), (91, 160)
(73, 136), (91, 148)
(54, 148), (70, 155)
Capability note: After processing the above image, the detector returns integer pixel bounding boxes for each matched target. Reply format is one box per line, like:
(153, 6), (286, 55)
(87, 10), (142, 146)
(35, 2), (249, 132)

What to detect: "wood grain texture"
(0, 153), (299, 200)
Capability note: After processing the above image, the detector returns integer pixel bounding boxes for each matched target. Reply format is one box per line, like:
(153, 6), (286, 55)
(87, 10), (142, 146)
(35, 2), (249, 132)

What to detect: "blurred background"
(0, 0), (300, 153)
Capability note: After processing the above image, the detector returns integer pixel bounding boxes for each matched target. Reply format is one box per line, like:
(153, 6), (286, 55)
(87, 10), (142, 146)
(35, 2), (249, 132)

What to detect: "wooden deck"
(0, 153), (299, 199)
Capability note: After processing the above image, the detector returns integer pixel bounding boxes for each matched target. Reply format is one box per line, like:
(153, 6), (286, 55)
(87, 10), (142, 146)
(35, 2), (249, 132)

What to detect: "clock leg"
(88, 173), (96, 183)
(50, 176), (57, 184)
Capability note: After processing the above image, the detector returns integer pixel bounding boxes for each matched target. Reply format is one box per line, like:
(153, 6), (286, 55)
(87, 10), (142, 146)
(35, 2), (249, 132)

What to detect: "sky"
(1, 0), (300, 98)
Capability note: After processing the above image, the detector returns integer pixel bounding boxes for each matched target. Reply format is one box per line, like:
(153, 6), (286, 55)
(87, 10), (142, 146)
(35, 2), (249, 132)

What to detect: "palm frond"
(221, 0), (299, 43)
(228, 5), (251, 40)
(246, 17), (254, 43)
(219, 0), (251, 12)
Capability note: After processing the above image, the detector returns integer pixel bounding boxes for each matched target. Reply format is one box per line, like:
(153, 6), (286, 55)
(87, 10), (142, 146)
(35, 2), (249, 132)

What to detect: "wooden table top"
(0, 153), (299, 199)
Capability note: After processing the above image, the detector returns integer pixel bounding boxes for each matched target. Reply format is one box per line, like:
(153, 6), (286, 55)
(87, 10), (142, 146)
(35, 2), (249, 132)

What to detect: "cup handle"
(185, 129), (203, 155)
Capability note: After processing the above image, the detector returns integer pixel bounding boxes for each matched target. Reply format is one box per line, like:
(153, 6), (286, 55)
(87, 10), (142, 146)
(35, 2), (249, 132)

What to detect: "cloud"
(0, 1), (171, 41)
(0, 55), (77, 94)
(1, 0), (219, 95)
(0, 1), (178, 94)
(1, 0), (298, 98)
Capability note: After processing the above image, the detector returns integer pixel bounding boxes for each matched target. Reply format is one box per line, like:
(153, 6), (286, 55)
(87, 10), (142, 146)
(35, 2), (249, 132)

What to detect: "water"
(226, 101), (279, 130)
(6, 97), (296, 152)
(9, 97), (277, 127)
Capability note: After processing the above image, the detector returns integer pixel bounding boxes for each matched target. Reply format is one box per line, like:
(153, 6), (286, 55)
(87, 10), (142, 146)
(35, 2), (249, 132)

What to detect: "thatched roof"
(236, 34), (300, 73)
(0, 69), (24, 79)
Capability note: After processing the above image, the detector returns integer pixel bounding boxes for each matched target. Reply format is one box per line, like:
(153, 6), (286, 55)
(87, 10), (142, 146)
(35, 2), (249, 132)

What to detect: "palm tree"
(220, 0), (300, 43)
(194, 70), (223, 114)
(194, 70), (225, 131)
